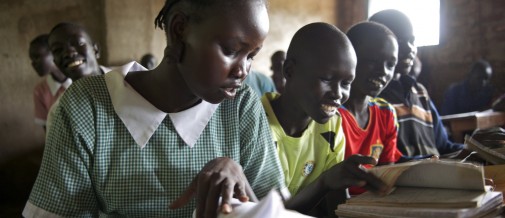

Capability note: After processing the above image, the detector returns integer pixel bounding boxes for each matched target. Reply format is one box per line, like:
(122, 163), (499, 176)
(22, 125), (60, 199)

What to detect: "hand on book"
(322, 155), (390, 195)
(170, 157), (257, 218)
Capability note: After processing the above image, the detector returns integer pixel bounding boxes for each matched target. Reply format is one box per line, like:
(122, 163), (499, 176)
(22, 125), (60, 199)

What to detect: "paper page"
(368, 160), (485, 191)
(192, 190), (313, 218)
(337, 191), (503, 218)
(346, 187), (487, 208)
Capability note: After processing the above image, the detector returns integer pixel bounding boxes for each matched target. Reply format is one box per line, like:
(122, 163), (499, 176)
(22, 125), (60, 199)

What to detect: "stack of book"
(335, 160), (504, 218)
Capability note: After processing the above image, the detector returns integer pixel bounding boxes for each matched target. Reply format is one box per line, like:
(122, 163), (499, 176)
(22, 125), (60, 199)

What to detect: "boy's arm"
(430, 101), (464, 154)
(284, 155), (389, 214)
(440, 86), (457, 116)
(33, 85), (47, 127)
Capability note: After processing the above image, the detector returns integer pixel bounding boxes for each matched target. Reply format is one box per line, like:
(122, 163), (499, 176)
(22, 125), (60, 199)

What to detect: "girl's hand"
(170, 157), (257, 218)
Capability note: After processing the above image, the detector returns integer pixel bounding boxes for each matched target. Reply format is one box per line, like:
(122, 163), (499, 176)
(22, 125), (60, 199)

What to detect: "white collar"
(100, 65), (113, 74)
(105, 61), (219, 149)
(46, 76), (72, 96)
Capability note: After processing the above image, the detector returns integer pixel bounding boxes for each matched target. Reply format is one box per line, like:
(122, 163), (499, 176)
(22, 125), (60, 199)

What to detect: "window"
(368, 0), (440, 46)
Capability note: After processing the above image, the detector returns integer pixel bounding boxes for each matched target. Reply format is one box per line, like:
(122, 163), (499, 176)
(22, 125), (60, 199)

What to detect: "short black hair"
(48, 22), (95, 45)
(346, 21), (397, 49)
(49, 22), (82, 36)
(30, 34), (50, 48)
(369, 9), (413, 39)
(470, 59), (492, 75)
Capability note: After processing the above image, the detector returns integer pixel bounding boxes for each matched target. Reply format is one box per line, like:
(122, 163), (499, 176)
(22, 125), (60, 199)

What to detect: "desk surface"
(441, 110), (505, 143)
(441, 110), (505, 121)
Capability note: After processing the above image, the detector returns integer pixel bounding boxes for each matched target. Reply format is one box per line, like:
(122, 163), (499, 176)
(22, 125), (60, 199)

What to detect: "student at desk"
(24, 0), (286, 217)
(441, 59), (495, 115)
(370, 9), (464, 157)
(261, 22), (389, 217)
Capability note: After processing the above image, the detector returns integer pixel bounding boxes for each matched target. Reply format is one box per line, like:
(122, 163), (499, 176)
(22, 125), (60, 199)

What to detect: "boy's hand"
(322, 155), (390, 195)
(169, 157), (257, 218)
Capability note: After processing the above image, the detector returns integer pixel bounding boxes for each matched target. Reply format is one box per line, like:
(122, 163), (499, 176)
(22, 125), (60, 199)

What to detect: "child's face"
(390, 24), (416, 77)
(271, 52), (286, 93)
(49, 25), (99, 81)
(177, 1), (269, 104)
(29, 43), (55, 77)
(468, 66), (492, 90)
(354, 35), (398, 97)
(289, 47), (356, 124)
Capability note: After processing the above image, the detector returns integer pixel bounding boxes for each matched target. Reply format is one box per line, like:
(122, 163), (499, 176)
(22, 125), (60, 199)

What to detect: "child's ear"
(93, 43), (100, 59)
(169, 11), (189, 44)
(283, 59), (295, 79)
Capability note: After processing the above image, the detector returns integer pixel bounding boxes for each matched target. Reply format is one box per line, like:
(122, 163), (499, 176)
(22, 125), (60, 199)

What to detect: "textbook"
(335, 160), (504, 218)
(465, 135), (505, 165)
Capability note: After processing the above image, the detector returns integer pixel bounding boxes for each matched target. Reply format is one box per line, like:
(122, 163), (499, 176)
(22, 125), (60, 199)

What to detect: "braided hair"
(154, 0), (215, 30)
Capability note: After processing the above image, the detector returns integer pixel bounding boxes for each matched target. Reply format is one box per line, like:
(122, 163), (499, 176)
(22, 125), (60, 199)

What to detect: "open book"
(192, 190), (313, 218)
(335, 160), (504, 218)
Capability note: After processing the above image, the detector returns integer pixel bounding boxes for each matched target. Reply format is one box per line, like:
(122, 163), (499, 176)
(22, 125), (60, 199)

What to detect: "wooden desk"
(441, 110), (505, 143)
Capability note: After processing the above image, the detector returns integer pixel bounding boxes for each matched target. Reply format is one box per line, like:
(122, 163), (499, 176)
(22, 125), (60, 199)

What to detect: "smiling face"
(175, 0), (269, 104)
(394, 27), (416, 76)
(370, 10), (417, 77)
(353, 34), (398, 97)
(284, 23), (356, 124)
(289, 52), (356, 124)
(49, 24), (100, 81)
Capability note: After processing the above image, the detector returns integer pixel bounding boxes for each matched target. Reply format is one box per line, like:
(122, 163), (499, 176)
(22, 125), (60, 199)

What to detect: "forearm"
(284, 175), (328, 214)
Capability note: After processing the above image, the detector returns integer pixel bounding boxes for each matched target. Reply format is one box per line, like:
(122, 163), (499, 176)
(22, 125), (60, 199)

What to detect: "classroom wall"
(419, 0), (505, 107)
(103, 0), (166, 67)
(252, 0), (338, 75)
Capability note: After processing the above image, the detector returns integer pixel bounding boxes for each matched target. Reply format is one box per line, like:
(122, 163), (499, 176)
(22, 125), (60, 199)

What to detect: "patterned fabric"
(24, 69), (285, 217)
(339, 98), (402, 164)
(339, 98), (403, 195)
(45, 66), (113, 133)
(379, 75), (463, 156)
(33, 76), (71, 126)
(261, 92), (345, 195)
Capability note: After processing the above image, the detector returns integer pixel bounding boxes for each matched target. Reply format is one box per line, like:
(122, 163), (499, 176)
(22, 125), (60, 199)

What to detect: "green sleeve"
(238, 87), (286, 199)
(27, 81), (99, 217)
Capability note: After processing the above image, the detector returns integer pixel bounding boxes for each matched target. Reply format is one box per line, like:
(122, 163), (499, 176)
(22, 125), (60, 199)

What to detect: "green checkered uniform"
(26, 75), (285, 217)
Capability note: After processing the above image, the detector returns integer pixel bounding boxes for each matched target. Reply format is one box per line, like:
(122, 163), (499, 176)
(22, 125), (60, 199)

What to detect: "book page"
(338, 191), (503, 217)
(368, 160), (485, 191)
(346, 187), (487, 208)
(192, 190), (313, 218)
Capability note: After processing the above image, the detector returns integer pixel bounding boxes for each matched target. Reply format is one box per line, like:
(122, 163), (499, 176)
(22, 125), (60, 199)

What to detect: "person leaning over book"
(370, 10), (464, 158)
(23, 1), (286, 217)
(339, 22), (404, 195)
(261, 22), (389, 217)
